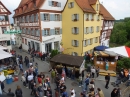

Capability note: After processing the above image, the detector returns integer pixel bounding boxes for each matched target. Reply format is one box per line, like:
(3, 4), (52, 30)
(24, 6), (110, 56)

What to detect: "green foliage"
(125, 41), (130, 47)
(110, 19), (130, 45)
(50, 50), (60, 58)
(117, 58), (130, 70)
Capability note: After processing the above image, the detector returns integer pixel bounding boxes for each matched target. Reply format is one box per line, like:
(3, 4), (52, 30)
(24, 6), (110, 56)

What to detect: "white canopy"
(0, 50), (12, 59)
(0, 45), (7, 50)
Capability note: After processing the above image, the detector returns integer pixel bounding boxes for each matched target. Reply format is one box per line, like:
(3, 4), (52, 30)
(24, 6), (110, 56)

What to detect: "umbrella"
(105, 46), (130, 57)
(94, 46), (109, 51)
(0, 45), (7, 50)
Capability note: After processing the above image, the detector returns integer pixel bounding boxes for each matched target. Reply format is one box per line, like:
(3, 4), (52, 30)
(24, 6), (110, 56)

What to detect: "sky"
(0, 0), (130, 23)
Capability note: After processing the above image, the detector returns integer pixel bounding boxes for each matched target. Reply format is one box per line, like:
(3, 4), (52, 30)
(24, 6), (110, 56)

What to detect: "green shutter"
(7, 40), (10, 46)
(5, 16), (8, 21)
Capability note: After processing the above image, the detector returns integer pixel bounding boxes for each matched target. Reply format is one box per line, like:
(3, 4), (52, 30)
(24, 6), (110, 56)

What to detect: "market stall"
(94, 51), (117, 71)
(50, 54), (85, 78)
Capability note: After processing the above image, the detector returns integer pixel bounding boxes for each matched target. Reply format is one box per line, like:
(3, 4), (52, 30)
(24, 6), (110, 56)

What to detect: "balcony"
(20, 22), (39, 27)
(4, 30), (22, 34)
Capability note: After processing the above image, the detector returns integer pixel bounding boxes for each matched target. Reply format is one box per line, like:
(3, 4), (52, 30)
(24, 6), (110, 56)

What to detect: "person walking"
(21, 74), (28, 88)
(15, 86), (23, 97)
(33, 84), (39, 97)
(96, 66), (100, 77)
(105, 73), (110, 89)
(28, 73), (33, 89)
(84, 75), (89, 92)
(0, 81), (4, 93)
(111, 88), (118, 97)
(97, 88), (104, 97)
(91, 67), (96, 78)
(51, 69), (56, 83)
(7, 88), (15, 97)
(37, 83), (43, 97)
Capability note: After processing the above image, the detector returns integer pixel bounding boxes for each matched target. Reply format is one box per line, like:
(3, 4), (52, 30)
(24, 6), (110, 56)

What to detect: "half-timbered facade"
(13, 0), (67, 53)
(100, 4), (115, 47)
(0, 1), (12, 51)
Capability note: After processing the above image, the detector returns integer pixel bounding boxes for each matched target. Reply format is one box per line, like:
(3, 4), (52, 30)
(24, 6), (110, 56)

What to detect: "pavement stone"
(2, 47), (121, 97)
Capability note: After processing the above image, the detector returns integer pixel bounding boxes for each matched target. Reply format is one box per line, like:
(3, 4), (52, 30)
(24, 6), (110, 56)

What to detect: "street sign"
(4, 30), (22, 34)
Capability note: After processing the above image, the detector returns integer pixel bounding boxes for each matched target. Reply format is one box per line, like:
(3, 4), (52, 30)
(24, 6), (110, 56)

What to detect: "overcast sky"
(1, 0), (130, 23)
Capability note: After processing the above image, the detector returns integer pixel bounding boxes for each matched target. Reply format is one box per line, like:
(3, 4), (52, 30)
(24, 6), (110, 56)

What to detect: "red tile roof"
(89, 0), (97, 5)
(75, 0), (96, 13)
(0, 1), (11, 15)
(100, 4), (115, 20)
(14, 0), (44, 17)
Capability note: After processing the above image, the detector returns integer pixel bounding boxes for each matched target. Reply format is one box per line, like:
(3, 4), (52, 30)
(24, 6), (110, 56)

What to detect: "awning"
(105, 46), (130, 57)
(43, 36), (55, 42)
(94, 51), (117, 57)
(0, 50), (12, 59)
(0, 45), (7, 50)
(94, 46), (109, 51)
(50, 54), (84, 67)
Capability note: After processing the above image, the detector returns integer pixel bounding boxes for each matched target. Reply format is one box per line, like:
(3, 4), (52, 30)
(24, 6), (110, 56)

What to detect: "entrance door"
(45, 43), (52, 53)
(28, 42), (31, 49)
(31, 41), (35, 49)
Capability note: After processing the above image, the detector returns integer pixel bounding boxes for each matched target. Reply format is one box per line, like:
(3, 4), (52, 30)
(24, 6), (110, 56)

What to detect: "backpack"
(16, 89), (22, 97)
(62, 92), (69, 97)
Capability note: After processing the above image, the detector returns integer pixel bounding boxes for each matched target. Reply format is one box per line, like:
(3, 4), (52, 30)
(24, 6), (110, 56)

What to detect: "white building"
(100, 4), (115, 47)
(13, 0), (67, 53)
(0, 1), (12, 51)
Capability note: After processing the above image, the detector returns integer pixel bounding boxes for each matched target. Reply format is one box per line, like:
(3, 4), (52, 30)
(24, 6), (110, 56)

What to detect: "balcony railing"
(4, 30), (22, 34)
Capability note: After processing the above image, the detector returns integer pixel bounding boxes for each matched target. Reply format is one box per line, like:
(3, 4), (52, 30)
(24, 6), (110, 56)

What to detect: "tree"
(125, 41), (130, 47)
(50, 50), (60, 58)
(117, 58), (130, 70)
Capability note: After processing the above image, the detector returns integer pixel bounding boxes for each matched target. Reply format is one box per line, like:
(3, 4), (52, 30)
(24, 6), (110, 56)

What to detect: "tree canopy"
(110, 18), (130, 46)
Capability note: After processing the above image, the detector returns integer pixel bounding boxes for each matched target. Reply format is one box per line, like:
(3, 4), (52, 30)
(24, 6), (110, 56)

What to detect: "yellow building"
(62, 0), (102, 56)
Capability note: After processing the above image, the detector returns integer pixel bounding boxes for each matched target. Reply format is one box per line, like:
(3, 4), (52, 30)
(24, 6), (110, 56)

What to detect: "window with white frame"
(96, 26), (99, 32)
(97, 15), (100, 21)
(72, 40), (79, 47)
(90, 26), (94, 33)
(44, 29), (50, 36)
(84, 27), (89, 34)
(44, 14), (49, 21)
(96, 4), (99, 11)
(83, 40), (88, 47)
(72, 14), (79, 21)
(72, 52), (78, 56)
(55, 14), (60, 21)
(68, 2), (74, 8)
(90, 38), (93, 45)
(72, 27), (79, 34)
(54, 41), (59, 50)
(55, 28), (60, 35)
(86, 13), (89, 21)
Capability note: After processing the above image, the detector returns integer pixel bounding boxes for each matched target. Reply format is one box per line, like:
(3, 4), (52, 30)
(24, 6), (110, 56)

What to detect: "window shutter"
(72, 14), (74, 21)
(72, 2), (74, 7)
(40, 13), (43, 21)
(84, 27), (86, 34)
(32, 14), (34, 22)
(89, 27), (91, 33)
(72, 40), (74, 46)
(89, 14), (91, 21)
(68, 3), (71, 8)
(50, 14), (52, 21)
(92, 27), (94, 33)
(60, 29), (62, 34)
(58, 2), (61, 7)
(77, 14), (79, 20)
(50, 29), (54, 35)
(93, 38), (95, 43)
(49, 1), (52, 6)
(88, 39), (90, 45)
(83, 40), (85, 47)
(36, 14), (38, 22)
(7, 40), (10, 46)
(42, 30), (45, 36)
(91, 39), (93, 44)
(72, 28), (74, 34)
(77, 28), (79, 34)
(60, 15), (62, 21)
(37, 30), (40, 36)
(77, 41), (79, 47)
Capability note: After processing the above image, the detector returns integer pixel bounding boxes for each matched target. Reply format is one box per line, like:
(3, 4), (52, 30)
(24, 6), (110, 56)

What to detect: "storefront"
(94, 51), (117, 71)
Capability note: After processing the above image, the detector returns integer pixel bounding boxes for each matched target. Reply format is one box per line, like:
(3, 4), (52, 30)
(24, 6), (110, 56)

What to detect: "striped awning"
(94, 51), (117, 57)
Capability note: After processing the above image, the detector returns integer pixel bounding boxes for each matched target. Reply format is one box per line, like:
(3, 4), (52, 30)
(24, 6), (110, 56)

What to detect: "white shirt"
(91, 68), (95, 73)
(61, 77), (64, 82)
(27, 75), (33, 81)
(21, 76), (26, 82)
(43, 83), (48, 90)
(71, 89), (75, 97)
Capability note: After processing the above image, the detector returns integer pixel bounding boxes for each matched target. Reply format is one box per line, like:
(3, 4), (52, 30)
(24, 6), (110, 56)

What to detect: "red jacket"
(37, 77), (42, 84)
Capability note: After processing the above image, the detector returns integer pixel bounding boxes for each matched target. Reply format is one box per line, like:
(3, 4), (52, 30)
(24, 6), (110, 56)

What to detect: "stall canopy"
(94, 51), (117, 56)
(50, 54), (84, 67)
(105, 46), (130, 57)
(0, 45), (7, 50)
(0, 50), (12, 59)
(94, 46), (109, 51)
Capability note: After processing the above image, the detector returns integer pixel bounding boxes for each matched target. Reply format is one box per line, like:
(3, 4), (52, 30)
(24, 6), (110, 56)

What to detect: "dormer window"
(68, 2), (74, 8)
(48, 1), (61, 7)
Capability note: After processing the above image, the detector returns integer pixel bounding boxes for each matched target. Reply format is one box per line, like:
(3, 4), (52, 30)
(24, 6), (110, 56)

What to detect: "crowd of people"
(0, 49), (130, 97)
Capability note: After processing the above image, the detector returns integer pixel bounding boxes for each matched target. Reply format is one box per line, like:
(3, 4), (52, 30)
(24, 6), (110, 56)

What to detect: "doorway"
(28, 42), (31, 49)
(45, 43), (52, 53)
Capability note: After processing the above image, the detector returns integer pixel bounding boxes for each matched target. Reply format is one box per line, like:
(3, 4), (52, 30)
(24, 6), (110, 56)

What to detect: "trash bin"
(6, 75), (13, 84)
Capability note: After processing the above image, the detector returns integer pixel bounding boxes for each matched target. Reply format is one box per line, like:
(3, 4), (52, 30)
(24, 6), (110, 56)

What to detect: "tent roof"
(50, 54), (84, 67)
(0, 45), (7, 50)
(94, 51), (117, 57)
(94, 46), (109, 51)
(0, 50), (12, 60)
